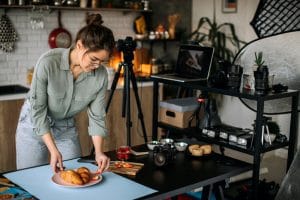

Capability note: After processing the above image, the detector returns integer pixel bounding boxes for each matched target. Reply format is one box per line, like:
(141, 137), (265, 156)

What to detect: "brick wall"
(0, 9), (139, 86)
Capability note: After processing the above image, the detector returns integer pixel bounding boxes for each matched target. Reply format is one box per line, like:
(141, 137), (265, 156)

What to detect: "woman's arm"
(91, 135), (110, 173)
(42, 133), (64, 173)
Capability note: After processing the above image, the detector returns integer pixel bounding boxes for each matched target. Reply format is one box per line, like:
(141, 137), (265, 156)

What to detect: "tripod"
(106, 52), (148, 146)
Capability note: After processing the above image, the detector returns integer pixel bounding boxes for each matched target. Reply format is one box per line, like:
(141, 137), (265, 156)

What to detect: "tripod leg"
(129, 67), (148, 143)
(124, 63), (132, 146)
(106, 63), (123, 113)
(122, 65), (128, 118)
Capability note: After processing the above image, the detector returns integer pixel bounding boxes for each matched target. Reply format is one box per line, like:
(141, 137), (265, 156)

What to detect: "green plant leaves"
(189, 17), (245, 63)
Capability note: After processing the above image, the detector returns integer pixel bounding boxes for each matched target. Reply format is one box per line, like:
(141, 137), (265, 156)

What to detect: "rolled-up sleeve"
(87, 72), (108, 137)
(29, 59), (50, 136)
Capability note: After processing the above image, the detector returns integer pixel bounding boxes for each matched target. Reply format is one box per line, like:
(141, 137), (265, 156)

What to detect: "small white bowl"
(174, 142), (188, 151)
(264, 133), (276, 144)
(160, 138), (174, 145)
(135, 34), (147, 40)
(147, 140), (161, 150)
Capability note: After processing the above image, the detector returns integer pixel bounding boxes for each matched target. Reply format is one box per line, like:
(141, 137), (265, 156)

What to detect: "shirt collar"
(60, 47), (95, 78)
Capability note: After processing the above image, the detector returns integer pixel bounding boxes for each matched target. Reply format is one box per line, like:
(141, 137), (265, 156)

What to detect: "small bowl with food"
(147, 140), (161, 150)
(188, 144), (212, 157)
(174, 142), (188, 152)
(160, 138), (174, 145)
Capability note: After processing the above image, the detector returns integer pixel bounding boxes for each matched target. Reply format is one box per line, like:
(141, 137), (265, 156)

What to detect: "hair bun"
(86, 13), (104, 26)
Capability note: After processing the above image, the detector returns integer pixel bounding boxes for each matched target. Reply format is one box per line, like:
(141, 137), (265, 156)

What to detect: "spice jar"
(151, 58), (159, 75)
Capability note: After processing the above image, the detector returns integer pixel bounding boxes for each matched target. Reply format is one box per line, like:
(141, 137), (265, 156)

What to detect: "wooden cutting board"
(109, 161), (144, 176)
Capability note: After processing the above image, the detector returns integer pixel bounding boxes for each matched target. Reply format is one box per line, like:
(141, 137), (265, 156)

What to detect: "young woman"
(16, 13), (115, 174)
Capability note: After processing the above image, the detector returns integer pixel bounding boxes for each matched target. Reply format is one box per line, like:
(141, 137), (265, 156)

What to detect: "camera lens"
(154, 152), (167, 167)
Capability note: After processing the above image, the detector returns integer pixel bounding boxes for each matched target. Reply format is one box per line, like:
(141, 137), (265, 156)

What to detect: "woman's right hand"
(42, 133), (64, 173)
(50, 149), (64, 173)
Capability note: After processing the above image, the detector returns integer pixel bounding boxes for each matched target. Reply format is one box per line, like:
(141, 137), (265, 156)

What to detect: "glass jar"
(151, 58), (159, 75)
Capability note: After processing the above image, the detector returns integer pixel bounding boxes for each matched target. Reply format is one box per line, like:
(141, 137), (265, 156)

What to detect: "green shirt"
(29, 47), (108, 137)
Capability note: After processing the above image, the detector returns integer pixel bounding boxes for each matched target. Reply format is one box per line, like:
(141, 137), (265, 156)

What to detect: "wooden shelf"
(0, 5), (152, 13)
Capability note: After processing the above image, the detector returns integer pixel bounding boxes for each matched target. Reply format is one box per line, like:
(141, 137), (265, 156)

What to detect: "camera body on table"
(153, 144), (176, 167)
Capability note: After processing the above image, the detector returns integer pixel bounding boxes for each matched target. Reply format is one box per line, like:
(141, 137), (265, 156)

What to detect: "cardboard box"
(159, 97), (199, 128)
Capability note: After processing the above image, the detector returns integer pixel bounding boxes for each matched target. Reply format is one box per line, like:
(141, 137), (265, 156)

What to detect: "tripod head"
(116, 36), (137, 65)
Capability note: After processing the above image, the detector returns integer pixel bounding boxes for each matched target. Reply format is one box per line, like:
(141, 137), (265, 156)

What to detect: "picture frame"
(222, 0), (238, 13)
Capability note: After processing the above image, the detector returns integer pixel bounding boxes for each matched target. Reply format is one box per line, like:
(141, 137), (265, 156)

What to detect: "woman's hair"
(75, 13), (115, 55)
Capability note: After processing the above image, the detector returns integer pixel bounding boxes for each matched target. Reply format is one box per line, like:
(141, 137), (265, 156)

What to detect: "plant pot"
(254, 65), (269, 93)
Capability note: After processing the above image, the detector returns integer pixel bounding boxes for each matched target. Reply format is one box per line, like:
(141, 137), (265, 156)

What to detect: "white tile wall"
(0, 9), (139, 86)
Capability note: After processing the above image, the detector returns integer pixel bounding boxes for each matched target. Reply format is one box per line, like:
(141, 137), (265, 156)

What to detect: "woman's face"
(76, 41), (110, 72)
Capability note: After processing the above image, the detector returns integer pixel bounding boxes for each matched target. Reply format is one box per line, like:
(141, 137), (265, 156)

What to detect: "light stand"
(106, 37), (148, 146)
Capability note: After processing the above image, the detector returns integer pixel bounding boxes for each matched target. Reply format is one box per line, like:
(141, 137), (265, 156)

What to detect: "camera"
(116, 36), (137, 63)
(153, 144), (176, 167)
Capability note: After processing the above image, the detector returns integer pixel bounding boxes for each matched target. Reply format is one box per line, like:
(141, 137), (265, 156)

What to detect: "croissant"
(60, 167), (92, 185)
(77, 167), (90, 184)
(60, 170), (84, 185)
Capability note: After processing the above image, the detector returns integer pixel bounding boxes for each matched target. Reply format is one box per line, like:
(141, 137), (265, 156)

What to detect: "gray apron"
(16, 99), (81, 169)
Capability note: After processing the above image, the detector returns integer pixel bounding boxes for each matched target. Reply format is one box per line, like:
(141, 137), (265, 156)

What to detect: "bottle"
(18, 0), (25, 5)
(92, 0), (100, 8)
(151, 58), (158, 75)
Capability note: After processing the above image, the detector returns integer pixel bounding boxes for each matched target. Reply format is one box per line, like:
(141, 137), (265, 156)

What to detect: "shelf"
(150, 76), (299, 101)
(135, 39), (179, 42)
(0, 5), (152, 13)
(152, 77), (299, 200)
(158, 122), (289, 155)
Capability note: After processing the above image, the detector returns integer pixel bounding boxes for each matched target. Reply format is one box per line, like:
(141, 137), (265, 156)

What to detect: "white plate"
(51, 172), (102, 188)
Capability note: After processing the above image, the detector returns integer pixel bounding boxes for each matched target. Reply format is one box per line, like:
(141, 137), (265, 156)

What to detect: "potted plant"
(253, 51), (269, 93)
(254, 51), (265, 70)
(188, 0), (245, 64)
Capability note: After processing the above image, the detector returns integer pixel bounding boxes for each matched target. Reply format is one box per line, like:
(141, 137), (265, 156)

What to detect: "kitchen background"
(0, 10), (139, 85)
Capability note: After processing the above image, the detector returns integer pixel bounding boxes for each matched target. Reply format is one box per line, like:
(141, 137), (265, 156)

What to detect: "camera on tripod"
(116, 36), (137, 62)
(106, 36), (148, 146)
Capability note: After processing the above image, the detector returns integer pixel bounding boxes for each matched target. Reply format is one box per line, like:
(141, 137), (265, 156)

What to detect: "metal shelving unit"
(151, 76), (299, 200)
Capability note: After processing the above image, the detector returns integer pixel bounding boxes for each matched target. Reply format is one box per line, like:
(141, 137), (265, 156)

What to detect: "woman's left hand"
(95, 152), (110, 174)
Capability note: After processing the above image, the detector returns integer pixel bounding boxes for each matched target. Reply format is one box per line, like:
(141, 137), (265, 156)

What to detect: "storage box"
(159, 97), (199, 128)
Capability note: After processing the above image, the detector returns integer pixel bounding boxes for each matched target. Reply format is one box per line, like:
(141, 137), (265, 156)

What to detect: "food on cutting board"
(114, 161), (133, 168)
(0, 193), (14, 200)
(60, 167), (92, 185)
(188, 144), (212, 156)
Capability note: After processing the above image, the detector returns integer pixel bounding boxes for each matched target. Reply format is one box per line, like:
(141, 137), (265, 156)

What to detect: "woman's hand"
(91, 135), (109, 174)
(42, 132), (64, 173)
(95, 152), (110, 174)
(50, 149), (64, 173)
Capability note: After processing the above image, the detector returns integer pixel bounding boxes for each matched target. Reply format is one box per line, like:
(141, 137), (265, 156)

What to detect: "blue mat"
(4, 159), (157, 200)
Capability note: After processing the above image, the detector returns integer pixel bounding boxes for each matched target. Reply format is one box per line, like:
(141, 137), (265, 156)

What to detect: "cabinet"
(150, 77), (299, 200)
(0, 99), (24, 172)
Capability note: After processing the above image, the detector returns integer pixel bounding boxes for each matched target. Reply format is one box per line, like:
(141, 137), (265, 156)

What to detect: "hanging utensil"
(0, 14), (18, 52)
(48, 11), (72, 49)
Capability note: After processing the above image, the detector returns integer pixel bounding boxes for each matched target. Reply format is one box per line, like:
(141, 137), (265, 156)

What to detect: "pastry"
(60, 170), (83, 185)
(188, 144), (212, 156)
(0, 193), (14, 200)
(77, 167), (91, 184)
(200, 145), (212, 155)
(77, 167), (89, 174)
(188, 144), (200, 153)
(191, 148), (203, 156)
(79, 172), (90, 184)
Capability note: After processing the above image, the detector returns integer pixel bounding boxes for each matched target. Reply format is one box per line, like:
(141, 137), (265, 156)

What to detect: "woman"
(16, 13), (115, 174)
